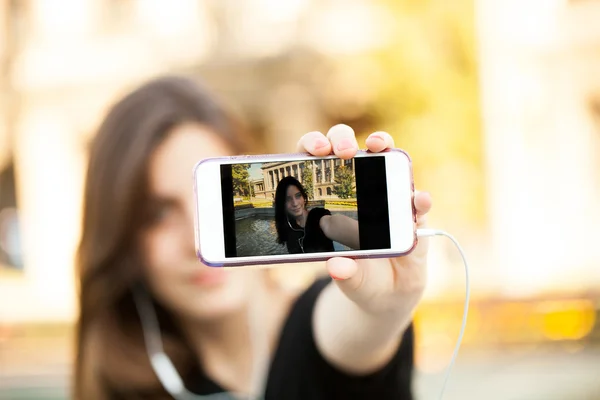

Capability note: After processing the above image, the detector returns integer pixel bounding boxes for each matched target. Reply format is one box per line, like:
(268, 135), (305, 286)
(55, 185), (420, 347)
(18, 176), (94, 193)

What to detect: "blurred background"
(1, 0), (599, 399)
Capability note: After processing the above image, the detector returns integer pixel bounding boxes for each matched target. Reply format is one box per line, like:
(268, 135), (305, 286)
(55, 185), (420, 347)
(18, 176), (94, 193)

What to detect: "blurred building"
(477, 0), (600, 298)
(0, 0), (221, 323)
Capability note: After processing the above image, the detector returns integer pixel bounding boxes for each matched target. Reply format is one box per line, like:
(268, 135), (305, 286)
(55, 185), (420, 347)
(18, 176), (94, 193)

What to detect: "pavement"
(415, 346), (600, 400)
(1, 329), (600, 400)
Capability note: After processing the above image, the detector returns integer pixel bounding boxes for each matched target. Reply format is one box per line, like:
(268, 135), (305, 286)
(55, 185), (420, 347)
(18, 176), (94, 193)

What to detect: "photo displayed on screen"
(220, 156), (392, 258)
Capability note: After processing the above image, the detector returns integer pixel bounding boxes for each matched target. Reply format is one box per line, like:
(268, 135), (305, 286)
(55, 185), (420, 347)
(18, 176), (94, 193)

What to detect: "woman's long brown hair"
(74, 76), (255, 399)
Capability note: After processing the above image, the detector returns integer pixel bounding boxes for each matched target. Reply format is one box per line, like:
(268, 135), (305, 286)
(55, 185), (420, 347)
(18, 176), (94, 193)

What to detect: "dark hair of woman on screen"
(274, 176), (359, 254)
(74, 75), (418, 400)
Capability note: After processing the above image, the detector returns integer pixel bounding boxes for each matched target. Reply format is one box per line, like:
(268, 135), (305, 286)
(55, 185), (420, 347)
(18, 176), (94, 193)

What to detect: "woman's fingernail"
(336, 139), (355, 152)
(370, 134), (385, 142)
(313, 138), (329, 150)
(330, 273), (347, 281)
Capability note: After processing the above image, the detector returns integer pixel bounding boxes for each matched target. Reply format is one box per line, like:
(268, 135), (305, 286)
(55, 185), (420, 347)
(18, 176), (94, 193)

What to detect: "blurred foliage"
(232, 164), (251, 196)
(301, 161), (315, 199)
(328, 0), (484, 229)
(377, 0), (483, 228)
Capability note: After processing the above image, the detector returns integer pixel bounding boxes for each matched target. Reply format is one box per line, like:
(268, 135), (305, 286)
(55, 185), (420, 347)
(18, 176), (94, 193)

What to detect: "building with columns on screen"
(252, 158), (356, 200)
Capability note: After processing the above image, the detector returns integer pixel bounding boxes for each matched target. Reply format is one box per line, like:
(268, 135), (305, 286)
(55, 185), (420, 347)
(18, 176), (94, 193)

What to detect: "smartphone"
(193, 149), (417, 267)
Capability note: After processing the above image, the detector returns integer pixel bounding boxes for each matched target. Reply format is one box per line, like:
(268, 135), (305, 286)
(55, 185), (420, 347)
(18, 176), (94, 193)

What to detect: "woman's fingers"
(296, 131), (331, 156)
(297, 125), (363, 159)
(365, 131), (395, 153)
(414, 191), (432, 215)
(413, 191), (432, 228)
(326, 124), (359, 159)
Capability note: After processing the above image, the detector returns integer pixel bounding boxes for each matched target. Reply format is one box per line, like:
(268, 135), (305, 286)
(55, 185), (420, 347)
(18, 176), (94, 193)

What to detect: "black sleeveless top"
(186, 277), (415, 399)
(285, 207), (335, 254)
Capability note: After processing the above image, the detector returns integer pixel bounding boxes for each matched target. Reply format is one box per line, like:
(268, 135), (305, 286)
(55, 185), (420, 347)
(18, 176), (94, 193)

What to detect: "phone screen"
(218, 155), (391, 258)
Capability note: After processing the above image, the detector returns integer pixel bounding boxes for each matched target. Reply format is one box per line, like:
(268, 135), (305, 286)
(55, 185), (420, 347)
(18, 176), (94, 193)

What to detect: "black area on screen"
(219, 165), (237, 258)
(354, 156), (391, 250)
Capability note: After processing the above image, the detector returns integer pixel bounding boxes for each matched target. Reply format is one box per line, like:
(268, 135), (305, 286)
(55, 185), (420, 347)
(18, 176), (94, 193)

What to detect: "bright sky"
(249, 163), (263, 180)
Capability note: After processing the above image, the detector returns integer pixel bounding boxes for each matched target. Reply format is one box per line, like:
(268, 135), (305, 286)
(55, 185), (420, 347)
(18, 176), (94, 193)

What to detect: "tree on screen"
(301, 161), (314, 200)
(332, 165), (355, 199)
(232, 164), (251, 197)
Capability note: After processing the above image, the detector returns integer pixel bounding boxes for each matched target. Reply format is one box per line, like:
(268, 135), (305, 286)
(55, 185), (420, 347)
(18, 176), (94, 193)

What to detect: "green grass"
(234, 199), (274, 209)
(253, 203), (274, 208)
(325, 200), (358, 208)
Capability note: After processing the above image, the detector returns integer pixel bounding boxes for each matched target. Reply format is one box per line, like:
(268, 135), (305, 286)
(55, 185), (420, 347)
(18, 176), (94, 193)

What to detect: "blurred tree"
(232, 164), (251, 196)
(374, 0), (483, 229)
(323, 0), (484, 229)
(301, 161), (315, 199)
(332, 165), (356, 199)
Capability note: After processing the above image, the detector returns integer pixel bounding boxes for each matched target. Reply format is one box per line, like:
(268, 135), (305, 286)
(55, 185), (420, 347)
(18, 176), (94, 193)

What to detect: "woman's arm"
(313, 277), (415, 375)
(295, 125), (430, 378)
(319, 214), (360, 250)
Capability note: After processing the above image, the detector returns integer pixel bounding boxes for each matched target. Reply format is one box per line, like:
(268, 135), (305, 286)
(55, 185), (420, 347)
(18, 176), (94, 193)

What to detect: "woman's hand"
(297, 124), (430, 314)
(319, 214), (360, 250)
(297, 124), (431, 374)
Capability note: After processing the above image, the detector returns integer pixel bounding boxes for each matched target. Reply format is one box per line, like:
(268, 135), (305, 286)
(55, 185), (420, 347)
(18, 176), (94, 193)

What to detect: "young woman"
(74, 75), (433, 399)
(274, 176), (360, 254)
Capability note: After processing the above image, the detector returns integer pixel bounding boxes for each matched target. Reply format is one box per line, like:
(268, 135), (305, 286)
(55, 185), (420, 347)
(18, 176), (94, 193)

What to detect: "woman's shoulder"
(306, 208), (332, 236)
(307, 207), (331, 219)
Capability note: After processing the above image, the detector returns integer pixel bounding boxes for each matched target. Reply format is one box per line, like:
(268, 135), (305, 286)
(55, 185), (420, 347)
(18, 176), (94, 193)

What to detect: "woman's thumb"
(326, 257), (363, 294)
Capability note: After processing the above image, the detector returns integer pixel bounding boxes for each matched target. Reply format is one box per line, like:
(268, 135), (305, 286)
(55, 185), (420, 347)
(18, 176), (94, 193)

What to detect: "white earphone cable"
(416, 228), (471, 400)
(133, 286), (266, 400)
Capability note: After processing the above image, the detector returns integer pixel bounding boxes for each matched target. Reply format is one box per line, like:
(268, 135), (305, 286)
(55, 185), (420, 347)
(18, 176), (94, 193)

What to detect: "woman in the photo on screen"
(274, 176), (360, 254)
